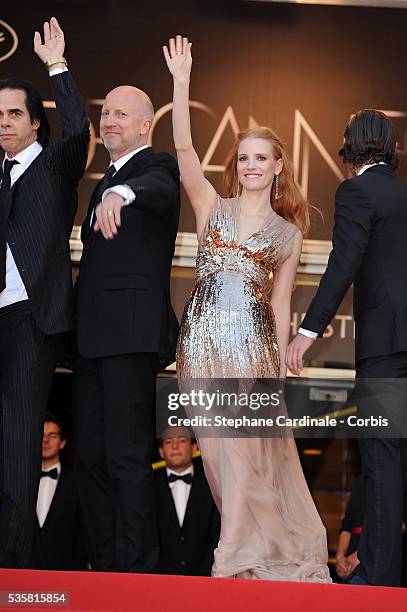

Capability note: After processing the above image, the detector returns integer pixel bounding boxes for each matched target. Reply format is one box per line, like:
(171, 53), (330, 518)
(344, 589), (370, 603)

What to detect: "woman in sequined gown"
(163, 36), (330, 582)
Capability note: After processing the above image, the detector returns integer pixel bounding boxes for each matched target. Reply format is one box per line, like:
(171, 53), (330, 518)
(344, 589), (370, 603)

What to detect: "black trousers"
(0, 303), (60, 568)
(355, 351), (407, 586)
(73, 352), (159, 572)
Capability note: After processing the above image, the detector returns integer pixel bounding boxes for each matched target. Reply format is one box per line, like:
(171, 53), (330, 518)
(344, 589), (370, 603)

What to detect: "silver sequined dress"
(176, 196), (331, 582)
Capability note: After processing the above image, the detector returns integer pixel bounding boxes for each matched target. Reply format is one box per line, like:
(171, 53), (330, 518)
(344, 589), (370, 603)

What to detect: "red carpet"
(0, 570), (406, 612)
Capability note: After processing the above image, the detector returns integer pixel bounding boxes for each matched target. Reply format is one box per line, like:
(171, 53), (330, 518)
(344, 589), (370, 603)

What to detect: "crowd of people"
(1, 18), (406, 587)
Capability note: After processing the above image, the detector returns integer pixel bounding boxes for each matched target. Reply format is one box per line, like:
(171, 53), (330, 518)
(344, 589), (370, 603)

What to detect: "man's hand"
(94, 192), (125, 240)
(34, 17), (65, 66)
(336, 555), (351, 579)
(285, 333), (315, 376)
(347, 551), (360, 575)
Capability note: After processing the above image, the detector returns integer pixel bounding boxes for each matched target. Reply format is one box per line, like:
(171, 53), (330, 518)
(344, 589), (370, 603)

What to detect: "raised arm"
(33, 17), (89, 183)
(163, 36), (216, 238)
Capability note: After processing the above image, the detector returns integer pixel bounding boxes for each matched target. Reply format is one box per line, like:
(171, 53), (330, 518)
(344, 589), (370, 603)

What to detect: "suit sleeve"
(301, 180), (374, 336)
(124, 156), (180, 215)
(47, 71), (90, 184)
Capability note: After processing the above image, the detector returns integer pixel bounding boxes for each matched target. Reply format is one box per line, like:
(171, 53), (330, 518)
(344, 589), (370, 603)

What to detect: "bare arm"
(163, 36), (216, 238)
(336, 530), (351, 560)
(270, 230), (303, 378)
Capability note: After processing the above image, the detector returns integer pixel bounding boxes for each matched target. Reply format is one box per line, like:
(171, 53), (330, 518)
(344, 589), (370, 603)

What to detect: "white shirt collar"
(4, 140), (43, 169)
(357, 161), (386, 176)
(109, 144), (151, 173)
(42, 461), (61, 475)
(166, 464), (194, 478)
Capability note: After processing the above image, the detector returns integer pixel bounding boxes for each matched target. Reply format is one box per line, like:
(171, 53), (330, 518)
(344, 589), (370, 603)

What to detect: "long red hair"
(223, 127), (310, 235)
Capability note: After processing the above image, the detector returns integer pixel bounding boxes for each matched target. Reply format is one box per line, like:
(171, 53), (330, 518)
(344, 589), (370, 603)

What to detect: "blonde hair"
(223, 127), (310, 235)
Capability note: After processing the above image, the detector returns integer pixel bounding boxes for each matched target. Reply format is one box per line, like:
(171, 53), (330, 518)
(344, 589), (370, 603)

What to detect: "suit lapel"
(41, 471), (64, 530)
(81, 147), (155, 242)
(180, 470), (203, 530)
(4, 150), (45, 223)
(160, 472), (182, 531)
(112, 146), (154, 181)
(81, 173), (111, 242)
(3, 186), (16, 225)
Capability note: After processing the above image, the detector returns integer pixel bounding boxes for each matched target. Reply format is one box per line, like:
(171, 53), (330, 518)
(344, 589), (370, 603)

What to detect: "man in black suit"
(0, 18), (89, 568)
(73, 85), (180, 572)
(32, 413), (87, 571)
(154, 426), (220, 576)
(286, 110), (407, 586)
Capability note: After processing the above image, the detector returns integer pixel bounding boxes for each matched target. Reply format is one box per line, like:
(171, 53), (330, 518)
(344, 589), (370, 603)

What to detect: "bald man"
(74, 85), (180, 572)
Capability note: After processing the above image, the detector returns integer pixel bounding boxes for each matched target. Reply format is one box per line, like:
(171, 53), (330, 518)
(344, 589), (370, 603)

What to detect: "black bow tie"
(41, 468), (58, 480)
(168, 472), (193, 485)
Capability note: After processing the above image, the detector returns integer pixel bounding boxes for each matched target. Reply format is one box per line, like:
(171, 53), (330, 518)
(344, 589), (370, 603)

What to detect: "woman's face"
(236, 137), (283, 194)
(237, 138), (283, 191)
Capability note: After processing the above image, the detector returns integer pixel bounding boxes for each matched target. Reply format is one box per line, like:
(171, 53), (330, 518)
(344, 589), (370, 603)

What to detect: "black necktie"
(168, 472), (193, 485)
(0, 159), (19, 292)
(41, 468), (58, 480)
(89, 164), (116, 227)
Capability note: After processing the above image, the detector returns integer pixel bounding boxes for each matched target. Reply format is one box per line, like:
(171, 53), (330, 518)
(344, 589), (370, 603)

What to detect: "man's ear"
(59, 438), (67, 451)
(32, 118), (40, 131)
(159, 446), (164, 460)
(140, 118), (152, 136)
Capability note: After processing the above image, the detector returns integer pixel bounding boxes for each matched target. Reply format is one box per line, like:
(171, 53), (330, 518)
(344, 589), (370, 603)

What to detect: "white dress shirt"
(89, 144), (150, 225)
(298, 162), (386, 339)
(36, 461), (61, 528)
(0, 68), (67, 309)
(166, 465), (194, 527)
(0, 140), (43, 308)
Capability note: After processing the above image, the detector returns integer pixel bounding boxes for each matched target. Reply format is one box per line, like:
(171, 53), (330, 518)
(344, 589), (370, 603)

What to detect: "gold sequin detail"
(176, 196), (300, 379)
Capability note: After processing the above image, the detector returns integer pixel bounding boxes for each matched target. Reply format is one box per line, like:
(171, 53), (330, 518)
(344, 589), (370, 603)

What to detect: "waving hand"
(34, 17), (65, 64)
(162, 35), (215, 237)
(163, 35), (192, 83)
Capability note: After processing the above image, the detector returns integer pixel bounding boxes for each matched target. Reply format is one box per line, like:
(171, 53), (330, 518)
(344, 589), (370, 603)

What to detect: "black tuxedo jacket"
(4, 72), (89, 334)
(32, 467), (87, 570)
(76, 147), (180, 367)
(154, 464), (220, 576)
(302, 165), (407, 362)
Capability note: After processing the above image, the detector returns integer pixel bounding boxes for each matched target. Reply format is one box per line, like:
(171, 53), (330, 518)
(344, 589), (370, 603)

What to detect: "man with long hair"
(287, 110), (407, 586)
(0, 17), (89, 567)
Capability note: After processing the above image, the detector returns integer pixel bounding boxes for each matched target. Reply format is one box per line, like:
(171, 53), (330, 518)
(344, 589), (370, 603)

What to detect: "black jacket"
(5, 71), (89, 334)
(154, 464), (220, 576)
(76, 147), (180, 368)
(32, 467), (87, 571)
(302, 165), (407, 362)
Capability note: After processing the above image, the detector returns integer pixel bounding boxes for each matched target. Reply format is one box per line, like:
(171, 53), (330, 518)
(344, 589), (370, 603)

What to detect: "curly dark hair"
(339, 109), (399, 171)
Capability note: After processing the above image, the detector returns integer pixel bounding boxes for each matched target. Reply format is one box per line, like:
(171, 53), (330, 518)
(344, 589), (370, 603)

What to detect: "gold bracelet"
(44, 57), (68, 68)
